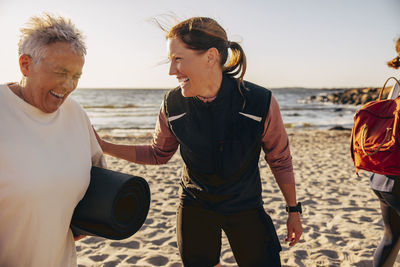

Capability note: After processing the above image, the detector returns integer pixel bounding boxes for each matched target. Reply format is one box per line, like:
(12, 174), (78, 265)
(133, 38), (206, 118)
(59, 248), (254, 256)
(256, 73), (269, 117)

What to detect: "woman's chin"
(41, 101), (63, 113)
(180, 87), (195, 98)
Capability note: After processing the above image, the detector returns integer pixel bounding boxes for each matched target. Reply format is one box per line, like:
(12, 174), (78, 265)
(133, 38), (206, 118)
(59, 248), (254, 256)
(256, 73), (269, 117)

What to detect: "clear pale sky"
(0, 0), (399, 89)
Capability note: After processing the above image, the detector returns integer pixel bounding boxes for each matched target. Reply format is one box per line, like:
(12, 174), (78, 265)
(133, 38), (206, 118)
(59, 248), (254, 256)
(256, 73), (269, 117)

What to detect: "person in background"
(370, 36), (400, 267)
(0, 13), (105, 266)
(95, 17), (302, 266)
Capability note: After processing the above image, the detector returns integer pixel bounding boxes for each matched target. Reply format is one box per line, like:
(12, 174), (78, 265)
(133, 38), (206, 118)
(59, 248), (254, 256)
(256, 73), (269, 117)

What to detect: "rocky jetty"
(309, 86), (393, 105)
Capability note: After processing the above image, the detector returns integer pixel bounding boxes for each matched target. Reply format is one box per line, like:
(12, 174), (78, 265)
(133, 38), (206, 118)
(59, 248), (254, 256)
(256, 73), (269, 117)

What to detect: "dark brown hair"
(165, 17), (247, 90)
(387, 37), (400, 69)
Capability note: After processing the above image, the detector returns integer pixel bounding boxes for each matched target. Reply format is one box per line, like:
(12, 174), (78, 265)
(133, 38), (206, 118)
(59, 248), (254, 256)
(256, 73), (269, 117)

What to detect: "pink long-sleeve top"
(135, 95), (295, 185)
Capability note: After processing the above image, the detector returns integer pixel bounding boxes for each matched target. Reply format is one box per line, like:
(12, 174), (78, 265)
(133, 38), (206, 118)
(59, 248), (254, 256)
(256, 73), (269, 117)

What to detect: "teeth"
(50, 90), (65, 98)
(178, 77), (189, 83)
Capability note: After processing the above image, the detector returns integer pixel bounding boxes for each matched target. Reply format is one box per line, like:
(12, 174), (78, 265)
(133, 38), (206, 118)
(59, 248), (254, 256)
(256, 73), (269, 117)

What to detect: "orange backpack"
(350, 77), (400, 175)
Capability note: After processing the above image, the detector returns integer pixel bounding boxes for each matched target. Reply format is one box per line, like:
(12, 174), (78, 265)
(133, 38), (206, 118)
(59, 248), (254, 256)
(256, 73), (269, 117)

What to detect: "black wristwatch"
(285, 202), (302, 214)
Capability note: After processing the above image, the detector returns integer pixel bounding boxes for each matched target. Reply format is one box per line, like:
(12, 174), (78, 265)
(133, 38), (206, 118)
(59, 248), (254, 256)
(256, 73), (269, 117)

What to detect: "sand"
(76, 129), (397, 267)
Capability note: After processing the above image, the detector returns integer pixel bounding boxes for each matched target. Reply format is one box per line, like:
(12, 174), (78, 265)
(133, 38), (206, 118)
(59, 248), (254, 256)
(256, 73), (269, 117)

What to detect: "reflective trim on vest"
(238, 112), (262, 122)
(168, 112), (186, 122)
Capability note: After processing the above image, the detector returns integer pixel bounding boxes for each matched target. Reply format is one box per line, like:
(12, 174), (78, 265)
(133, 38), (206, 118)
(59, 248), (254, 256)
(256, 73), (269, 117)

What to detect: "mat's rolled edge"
(70, 167), (151, 240)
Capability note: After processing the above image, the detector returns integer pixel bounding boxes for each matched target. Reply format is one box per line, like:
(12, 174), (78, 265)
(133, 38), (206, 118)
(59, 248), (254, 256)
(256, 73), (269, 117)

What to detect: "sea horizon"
(71, 87), (358, 134)
(75, 86), (377, 91)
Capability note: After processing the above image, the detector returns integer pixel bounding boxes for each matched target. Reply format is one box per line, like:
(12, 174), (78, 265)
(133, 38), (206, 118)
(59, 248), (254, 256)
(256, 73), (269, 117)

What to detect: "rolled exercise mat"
(70, 166), (150, 240)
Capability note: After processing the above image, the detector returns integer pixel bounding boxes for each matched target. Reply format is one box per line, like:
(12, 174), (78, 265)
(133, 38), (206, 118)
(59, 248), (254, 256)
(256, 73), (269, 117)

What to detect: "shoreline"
(77, 129), (393, 266)
(96, 126), (353, 139)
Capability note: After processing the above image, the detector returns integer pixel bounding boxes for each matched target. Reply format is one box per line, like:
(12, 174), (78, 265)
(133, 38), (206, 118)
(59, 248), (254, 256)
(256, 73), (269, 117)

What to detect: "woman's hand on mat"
(74, 235), (86, 241)
(285, 212), (303, 246)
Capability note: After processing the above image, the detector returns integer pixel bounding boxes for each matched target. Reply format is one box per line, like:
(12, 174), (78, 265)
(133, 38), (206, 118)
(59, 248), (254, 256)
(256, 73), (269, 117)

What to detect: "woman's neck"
(8, 82), (26, 101)
(198, 71), (223, 99)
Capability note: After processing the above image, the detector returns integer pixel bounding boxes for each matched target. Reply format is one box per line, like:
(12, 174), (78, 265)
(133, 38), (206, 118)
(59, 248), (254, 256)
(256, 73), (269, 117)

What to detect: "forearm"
(277, 183), (297, 206)
(102, 139), (137, 163)
(281, 182), (303, 246)
(96, 103), (179, 165)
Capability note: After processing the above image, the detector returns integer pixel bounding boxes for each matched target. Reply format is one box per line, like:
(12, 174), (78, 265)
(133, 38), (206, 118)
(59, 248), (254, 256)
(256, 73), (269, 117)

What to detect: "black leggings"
(176, 203), (282, 267)
(373, 180), (400, 267)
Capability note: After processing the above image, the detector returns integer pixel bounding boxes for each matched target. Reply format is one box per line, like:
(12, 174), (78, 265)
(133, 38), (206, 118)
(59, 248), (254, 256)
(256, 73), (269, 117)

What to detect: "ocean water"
(70, 88), (358, 135)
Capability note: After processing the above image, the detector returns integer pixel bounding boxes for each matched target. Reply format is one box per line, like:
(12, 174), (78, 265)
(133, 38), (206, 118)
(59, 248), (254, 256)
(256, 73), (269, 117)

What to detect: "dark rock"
(308, 86), (393, 105)
(329, 125), (351, 131)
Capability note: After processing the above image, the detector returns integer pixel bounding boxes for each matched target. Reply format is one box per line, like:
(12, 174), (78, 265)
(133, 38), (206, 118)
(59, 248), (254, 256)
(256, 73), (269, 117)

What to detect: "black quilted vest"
(164, 75), (272, 213)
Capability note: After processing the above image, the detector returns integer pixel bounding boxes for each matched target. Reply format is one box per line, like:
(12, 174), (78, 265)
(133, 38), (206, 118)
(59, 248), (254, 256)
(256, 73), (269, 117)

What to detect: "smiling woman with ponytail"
(95, 16), (303, 267)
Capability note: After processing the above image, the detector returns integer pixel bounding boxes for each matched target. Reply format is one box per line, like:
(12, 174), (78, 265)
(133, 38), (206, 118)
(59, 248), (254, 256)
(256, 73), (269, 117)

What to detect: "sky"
(0, 0), (399, 89)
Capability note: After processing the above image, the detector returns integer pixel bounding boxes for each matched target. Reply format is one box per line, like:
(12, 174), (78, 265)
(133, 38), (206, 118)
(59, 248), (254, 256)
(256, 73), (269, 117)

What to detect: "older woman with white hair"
(0, 13), (105, 266)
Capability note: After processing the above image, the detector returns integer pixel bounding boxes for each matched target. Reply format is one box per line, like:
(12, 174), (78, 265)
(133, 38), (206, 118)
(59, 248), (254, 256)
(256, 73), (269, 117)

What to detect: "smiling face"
(20, 42), (85, 113)
(167, 38), (212, 97)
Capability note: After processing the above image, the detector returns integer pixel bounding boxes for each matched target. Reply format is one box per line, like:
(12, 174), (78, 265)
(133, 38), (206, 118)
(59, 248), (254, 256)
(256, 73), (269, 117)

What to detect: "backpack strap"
(379, 77), (400, 100)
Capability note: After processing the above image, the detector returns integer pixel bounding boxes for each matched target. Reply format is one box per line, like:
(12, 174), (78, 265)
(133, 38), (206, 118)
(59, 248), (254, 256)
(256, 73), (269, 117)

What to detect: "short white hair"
(18, 13), (86, 63)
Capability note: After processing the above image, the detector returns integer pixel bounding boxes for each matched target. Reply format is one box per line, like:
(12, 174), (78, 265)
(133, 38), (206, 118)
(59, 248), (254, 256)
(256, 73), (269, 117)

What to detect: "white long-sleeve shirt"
(0, 84), (105, 267)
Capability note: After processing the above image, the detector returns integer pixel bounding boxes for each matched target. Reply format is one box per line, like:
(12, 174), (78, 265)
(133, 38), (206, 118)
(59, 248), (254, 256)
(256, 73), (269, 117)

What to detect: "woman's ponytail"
(223, 41), (247, 90)
(387, 56), (400, 69)
(387, 37), (400, 69)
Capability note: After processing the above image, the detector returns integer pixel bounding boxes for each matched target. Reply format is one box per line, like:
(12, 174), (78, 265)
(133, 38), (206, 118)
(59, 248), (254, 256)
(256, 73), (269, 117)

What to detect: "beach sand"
(76, 129), (397, 267)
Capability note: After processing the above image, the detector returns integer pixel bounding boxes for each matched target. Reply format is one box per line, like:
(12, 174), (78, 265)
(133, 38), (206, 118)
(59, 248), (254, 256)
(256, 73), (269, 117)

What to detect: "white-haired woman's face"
(20, 42), (84, 113)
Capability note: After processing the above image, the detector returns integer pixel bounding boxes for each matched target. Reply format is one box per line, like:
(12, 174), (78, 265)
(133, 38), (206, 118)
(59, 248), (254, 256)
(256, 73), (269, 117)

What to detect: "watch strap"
(285, 202), (302, 214)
